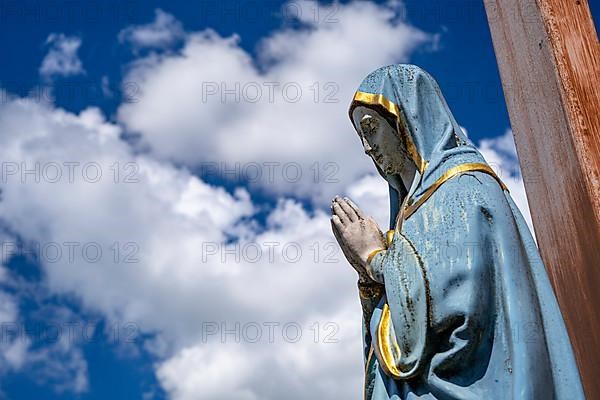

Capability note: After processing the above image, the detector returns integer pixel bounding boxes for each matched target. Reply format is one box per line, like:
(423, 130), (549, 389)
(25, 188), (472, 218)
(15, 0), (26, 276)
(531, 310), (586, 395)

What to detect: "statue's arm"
(373, 232), (429, 379)
(357, 248), (387, 341)
(357, 278), (385, 360)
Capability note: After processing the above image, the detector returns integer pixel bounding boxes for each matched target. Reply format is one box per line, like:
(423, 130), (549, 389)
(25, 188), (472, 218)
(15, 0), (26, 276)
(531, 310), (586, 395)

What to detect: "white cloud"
(0, 270), (89, 394)
(0, 94), (367, 398)
(157, 305), (363, 400)
(101, 76), (113, 97)
(39, 34), (85, 79)
(117, 1), (433, 204)
(24, 314), (90, 394)
(0, 291), (28, 371)
(119, 9), (185, 51)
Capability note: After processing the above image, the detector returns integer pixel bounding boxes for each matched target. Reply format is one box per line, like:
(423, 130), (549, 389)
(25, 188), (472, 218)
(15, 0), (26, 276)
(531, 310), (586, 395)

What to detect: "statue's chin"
(380, 156), (409, 177)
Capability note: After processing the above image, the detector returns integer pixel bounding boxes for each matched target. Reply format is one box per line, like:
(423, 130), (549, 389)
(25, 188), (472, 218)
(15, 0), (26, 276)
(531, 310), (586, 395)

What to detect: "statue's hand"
(330, 196), (386, 282)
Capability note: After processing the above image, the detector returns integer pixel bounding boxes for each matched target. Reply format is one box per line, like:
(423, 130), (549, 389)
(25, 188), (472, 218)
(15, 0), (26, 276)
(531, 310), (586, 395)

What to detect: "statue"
(331, 64), (585, 399)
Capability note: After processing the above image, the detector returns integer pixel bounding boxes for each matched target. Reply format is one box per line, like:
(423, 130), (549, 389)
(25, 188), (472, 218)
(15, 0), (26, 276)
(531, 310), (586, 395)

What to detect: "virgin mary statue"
(330, 64), (585, 399)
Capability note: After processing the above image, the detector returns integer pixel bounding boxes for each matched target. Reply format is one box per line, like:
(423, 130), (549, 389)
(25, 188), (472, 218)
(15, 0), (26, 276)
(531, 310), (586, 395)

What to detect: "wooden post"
(483, 0), (600, 397)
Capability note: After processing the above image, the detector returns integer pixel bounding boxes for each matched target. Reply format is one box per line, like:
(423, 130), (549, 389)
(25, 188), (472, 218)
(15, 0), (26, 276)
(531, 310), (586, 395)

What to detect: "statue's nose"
(362, 138), (373, 154)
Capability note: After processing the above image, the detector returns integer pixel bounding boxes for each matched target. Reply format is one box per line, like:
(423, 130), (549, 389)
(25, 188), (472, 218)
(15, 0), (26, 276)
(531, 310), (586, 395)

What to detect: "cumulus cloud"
(0, 261), (90, 393)
(0, 94), (370, 398)
(119, 9), (185, 51)
(0, 291), (28, 372)
(39, 34), (85, 79)
(117, 0), (433, 204)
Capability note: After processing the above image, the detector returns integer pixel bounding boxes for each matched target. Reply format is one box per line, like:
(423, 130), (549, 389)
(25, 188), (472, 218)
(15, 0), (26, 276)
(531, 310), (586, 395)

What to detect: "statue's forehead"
(352, 106), (394, 131)
(352, 106), (379, 122)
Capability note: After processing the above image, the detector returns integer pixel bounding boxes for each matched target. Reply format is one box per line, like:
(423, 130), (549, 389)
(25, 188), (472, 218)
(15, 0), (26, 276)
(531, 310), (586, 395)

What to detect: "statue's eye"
(360, 115), (379, 136)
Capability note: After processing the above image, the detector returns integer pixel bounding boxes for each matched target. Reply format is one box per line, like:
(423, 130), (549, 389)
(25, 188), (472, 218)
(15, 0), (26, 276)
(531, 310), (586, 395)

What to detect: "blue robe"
(349, 64), (584, 399)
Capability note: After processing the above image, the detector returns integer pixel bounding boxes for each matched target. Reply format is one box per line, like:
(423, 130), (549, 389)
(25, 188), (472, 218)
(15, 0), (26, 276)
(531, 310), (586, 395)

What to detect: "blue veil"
(349, 64), (584, 400)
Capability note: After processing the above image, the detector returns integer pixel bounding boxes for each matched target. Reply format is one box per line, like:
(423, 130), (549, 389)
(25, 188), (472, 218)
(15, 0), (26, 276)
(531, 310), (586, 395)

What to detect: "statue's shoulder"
(412, 170), (510, 223)
(441, 169), (507, 203)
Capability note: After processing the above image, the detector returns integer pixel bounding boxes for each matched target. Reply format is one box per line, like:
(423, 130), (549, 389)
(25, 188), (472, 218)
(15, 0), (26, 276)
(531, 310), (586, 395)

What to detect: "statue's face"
(352, 106), (412, 176)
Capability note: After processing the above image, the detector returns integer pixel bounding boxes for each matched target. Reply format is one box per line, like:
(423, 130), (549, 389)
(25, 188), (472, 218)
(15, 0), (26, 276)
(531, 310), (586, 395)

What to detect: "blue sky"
(2, 0), (513, 143)
(2, 1), (599, 141)
(0, 1), (597, 399)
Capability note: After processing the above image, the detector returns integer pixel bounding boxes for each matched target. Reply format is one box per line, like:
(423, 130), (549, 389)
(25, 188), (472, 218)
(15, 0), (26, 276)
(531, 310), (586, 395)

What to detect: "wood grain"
(484, 0), (600, 397)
